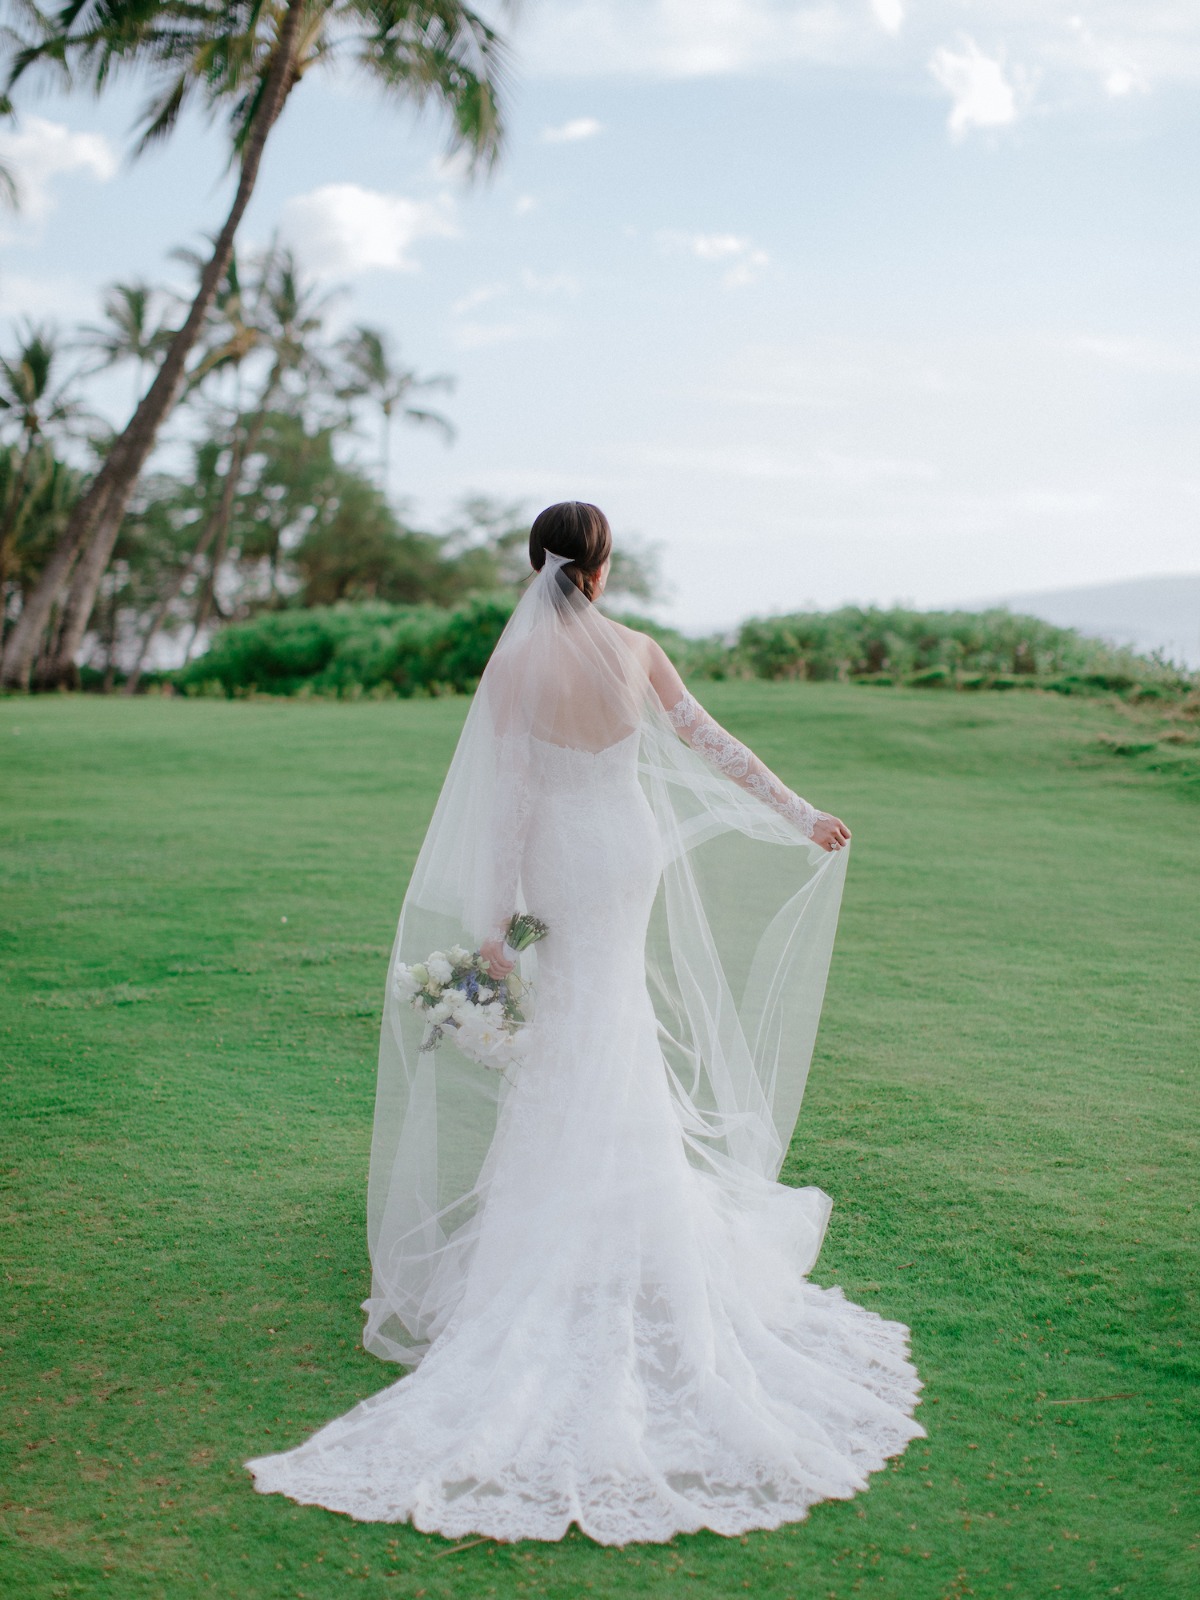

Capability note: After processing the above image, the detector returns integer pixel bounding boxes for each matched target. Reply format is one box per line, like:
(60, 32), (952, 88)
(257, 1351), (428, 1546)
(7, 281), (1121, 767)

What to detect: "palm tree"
(0, 444), (83, 656)
(336, 323), (455, 483)
(123, 243), (339, 690)
(0, 323), (82, 638)
(1, 0), (510, 691)
(175, 244), (260, 412)
(78, 281), (171, 407)
(181, 242), (338, 661)
(114, 446), (223, 694)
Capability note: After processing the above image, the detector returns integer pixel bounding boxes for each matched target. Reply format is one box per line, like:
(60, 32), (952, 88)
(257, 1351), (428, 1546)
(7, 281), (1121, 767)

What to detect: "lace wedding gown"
(246, 562), (923, 1543)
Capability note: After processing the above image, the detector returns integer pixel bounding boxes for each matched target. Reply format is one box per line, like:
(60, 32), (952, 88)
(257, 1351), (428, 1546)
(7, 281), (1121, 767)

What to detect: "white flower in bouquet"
(427, 952), (453, 986)
(393, 963), (418, 1000)
(473, 1020), (506, 1053)
(409, 962), (429, 988)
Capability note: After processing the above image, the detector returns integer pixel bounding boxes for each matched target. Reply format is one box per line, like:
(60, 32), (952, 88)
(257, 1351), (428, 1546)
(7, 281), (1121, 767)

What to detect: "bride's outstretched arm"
(646, 642), (850, 851)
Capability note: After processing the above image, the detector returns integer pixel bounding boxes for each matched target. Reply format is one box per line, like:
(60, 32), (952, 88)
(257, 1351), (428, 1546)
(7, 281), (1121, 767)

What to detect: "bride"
(246, 502), (923, 1543)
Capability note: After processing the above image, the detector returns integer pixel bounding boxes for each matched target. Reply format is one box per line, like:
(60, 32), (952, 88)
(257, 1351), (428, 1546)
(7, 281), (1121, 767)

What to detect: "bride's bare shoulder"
(602, 619), (684, 706)
(604, 617), (662, 665)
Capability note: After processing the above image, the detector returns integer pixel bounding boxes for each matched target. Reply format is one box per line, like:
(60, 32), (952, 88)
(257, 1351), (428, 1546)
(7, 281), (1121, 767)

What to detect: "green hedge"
(728, 606), (1196, 699)
(175, 596), (517, 699)
(175, 597), (1198, 704)
(738, 606), (1099, 682)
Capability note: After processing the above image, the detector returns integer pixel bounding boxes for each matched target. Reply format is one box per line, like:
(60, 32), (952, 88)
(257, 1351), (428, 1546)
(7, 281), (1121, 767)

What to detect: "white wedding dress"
(246, 559), (923, 1543)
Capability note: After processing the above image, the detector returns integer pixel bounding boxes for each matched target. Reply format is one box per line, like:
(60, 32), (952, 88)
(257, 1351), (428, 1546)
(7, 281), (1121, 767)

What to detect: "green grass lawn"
(1, 685), (1196, 1600)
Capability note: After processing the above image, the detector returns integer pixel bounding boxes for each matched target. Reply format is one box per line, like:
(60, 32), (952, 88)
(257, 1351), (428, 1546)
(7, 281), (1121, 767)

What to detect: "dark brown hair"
(528, 502), (612, 602)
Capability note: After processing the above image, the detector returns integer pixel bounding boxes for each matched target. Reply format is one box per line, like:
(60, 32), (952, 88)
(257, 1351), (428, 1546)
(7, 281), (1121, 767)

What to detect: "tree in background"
(234, 414), (469, 611)
(0, 443), (82, 659)
(0, 323), (85, 638)
(118, 443), (226, 695)
(1, 0), (511, 691)
(337, 324), (455, 483)
(0, 281), (661, 686)
(78, 281), (173, 408)
(181, 242), (338, 659)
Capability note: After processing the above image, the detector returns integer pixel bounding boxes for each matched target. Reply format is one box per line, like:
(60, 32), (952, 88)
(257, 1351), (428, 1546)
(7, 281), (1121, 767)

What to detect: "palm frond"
(131, 67), (190, 155)
(8, 2), (512, 182)
(401, 404), (455, 441)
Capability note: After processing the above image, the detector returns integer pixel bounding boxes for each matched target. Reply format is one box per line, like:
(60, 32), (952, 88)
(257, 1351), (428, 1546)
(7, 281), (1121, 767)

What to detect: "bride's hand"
(811, 814), (851, 852)
(481, 937), (515, 980)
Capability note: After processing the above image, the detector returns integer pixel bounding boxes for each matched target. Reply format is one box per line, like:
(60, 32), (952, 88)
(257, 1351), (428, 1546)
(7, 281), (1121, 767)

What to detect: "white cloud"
(521, 2), (1200, 107)
(524, 1), (858, 79)
(929, 39), (1018, 138)
(689, 233), (749, 261)
(1066, 14), (1146, 100)
(541, 116), (603, 143)
(448, 274), (575, 348)
(658, 230), (770, 287)
(279, 183), (456, 275)
(870, 0), (904, 38)
(0, 115), (116, 222)
(514, 194), (538, 216)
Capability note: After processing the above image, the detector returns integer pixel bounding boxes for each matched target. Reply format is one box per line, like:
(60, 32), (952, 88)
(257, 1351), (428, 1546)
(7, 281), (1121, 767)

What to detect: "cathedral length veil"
(361, 553), (851, 1366)
(247, 548), (924, 1540)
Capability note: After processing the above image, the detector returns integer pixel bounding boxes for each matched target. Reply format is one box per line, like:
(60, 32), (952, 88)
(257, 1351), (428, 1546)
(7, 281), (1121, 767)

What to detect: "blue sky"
(2, 1), (1198, 631)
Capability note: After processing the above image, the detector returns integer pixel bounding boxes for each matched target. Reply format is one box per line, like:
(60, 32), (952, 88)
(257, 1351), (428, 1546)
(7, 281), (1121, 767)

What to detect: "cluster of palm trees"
(0, 243), (469, 688)
(0, 324), (84, 649)
(0, 0), (513, 691)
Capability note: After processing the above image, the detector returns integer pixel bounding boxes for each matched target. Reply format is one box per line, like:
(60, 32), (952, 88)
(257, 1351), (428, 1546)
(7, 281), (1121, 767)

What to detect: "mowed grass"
(1, 685), (1196, 1600)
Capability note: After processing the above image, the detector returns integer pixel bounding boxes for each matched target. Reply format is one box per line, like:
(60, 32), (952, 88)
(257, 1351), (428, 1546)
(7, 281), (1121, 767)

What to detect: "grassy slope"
(0, 686), (1196, 1600)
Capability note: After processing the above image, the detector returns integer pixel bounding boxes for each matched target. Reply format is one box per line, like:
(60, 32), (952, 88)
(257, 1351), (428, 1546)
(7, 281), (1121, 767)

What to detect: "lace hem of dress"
(666, 691), (823, 839)
(245, 1290), (923, 1545)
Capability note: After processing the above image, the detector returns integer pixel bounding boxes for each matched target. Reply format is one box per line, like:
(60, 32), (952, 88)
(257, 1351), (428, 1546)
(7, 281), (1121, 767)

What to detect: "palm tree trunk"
(184, 523), (230, 665)
(100, 587), (120, 692)
(1, 0), (305, 692)
(185, 390), (275, 662)
(131, 392), (274, 689)
(2, 481), (102, 671)
(0, 432), (38, 606)
(123, 523), (217, 695)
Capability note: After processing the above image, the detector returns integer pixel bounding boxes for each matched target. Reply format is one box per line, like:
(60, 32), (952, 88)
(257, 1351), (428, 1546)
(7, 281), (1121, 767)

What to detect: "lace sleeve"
(666, 690), (826, 839)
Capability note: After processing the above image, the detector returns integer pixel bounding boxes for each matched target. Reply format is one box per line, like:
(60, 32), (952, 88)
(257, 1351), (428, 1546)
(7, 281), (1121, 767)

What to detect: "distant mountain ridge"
(971, 574), (1200, 669)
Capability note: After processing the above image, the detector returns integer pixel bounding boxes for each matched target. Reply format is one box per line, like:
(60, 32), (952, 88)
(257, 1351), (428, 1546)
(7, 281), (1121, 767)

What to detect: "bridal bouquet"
(393, 914), (549, 1075)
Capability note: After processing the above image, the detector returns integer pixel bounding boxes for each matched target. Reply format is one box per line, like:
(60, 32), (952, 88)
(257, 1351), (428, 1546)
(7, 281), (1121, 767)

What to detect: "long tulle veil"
(363, 556), (848, 1363)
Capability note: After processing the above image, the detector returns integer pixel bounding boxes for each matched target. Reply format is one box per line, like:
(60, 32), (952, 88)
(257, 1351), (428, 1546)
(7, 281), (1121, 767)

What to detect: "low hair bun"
(529, 502), (612, 601)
